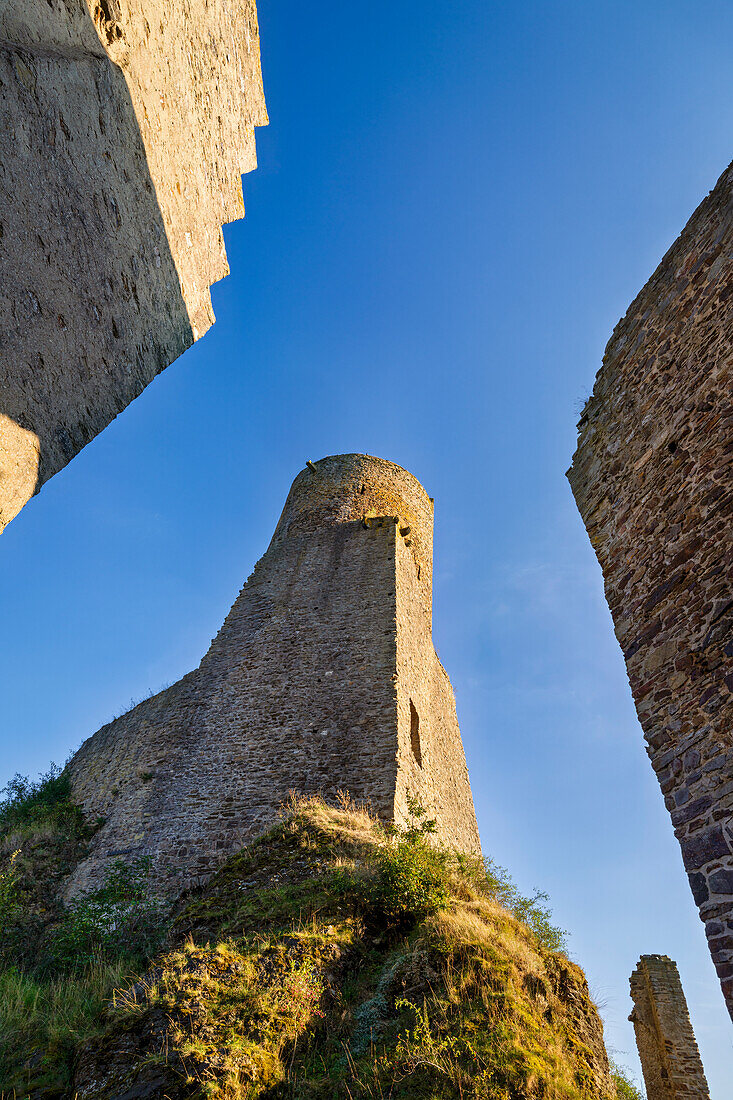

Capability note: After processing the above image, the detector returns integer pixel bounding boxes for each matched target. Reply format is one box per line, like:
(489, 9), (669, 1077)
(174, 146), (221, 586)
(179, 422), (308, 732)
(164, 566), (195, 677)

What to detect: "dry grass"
(1, 793), (617, 1099)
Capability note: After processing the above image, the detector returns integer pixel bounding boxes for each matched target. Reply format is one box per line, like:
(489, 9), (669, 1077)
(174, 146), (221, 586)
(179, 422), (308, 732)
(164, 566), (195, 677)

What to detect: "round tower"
(269, 453), (435, 616)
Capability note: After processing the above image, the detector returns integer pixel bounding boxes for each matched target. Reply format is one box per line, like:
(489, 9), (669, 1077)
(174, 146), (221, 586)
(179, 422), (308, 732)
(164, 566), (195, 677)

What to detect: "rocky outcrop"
(69, 798), (616, 1100)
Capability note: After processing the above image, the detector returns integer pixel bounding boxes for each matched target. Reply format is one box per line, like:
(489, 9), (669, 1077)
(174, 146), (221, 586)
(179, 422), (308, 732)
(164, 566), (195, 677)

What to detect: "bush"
(482, 857), (568, 954)
(49, 856), (166, 971)
(333, 797), (452, 933)
(361, 832), (452, 931)
(0, 764), (83, 837)
(611, 1059), (646, 1099)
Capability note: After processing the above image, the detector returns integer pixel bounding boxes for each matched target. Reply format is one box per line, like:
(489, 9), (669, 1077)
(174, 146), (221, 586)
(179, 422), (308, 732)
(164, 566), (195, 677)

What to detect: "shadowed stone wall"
(629, 955), (710, 1099)
(0, 0), (267, 530)
(568, 161), (733, 1019)
(66, 455), (481, 896)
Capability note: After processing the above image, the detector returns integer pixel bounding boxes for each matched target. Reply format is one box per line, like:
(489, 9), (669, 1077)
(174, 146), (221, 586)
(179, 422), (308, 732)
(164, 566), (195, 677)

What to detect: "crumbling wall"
(0, 0), (267, 530)
(629, 955), (710, 1099)
(66, 455), (481, 895)
(568, 161), (733, 1020)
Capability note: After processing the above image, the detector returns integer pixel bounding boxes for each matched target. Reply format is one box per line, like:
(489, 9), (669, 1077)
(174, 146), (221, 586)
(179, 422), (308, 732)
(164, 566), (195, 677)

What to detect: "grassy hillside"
(0, 774), (639, 1099)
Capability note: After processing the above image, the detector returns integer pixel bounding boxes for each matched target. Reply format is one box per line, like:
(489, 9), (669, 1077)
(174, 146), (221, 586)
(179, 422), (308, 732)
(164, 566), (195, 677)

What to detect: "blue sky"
(2, 0), (732, 1090)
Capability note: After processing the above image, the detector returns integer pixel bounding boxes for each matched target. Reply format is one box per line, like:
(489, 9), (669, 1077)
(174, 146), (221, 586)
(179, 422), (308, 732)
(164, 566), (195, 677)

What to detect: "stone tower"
(568, 161), (733, 1019)
(66, 454), (481, 895)
(0, 0), (267, 532)
(629, 955), (710, 1100)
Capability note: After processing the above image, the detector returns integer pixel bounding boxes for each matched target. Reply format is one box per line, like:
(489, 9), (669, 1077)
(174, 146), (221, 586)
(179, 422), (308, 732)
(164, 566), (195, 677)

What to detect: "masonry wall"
(66, 455), (481, 895)
(0, 0), (267, 530)
(568, 162), (733, 1019)
(629, 955), (710, 1100)
(394, 530), (481, 853)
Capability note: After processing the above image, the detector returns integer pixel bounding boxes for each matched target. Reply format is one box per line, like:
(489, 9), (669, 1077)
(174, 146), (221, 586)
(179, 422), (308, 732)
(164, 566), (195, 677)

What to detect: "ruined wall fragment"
(0, 0), (267, 530)
(66, 455), (481, 895)
(629, 955), (710, 1099)
(568, 161), (733, 1018)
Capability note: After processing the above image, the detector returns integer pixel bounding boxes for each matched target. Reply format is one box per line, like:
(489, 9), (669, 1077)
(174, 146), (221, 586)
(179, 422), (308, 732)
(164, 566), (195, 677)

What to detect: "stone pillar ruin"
(629, 955), (710, 1100)
(568, 161), (733, 1020)
(0, 1), (267, 531)
(65, 454), (481, 896)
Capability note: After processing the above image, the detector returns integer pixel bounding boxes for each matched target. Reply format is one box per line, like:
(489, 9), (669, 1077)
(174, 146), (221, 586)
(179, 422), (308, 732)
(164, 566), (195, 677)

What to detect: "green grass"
(0, 766), (162, 1094)
(0, 785), (624, 1099)
(0, 957), (132, 1097)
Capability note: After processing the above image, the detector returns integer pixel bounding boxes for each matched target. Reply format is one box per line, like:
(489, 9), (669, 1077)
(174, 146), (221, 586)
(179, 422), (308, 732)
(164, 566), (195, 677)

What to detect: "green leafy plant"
(50, 856), (165, 971)
(0, 850), (20, 936)
(481, 856), (567, 954)
(610, 1059), (646, 1100)
(0, 764), (84, 836)
(333, 796), (452, 933)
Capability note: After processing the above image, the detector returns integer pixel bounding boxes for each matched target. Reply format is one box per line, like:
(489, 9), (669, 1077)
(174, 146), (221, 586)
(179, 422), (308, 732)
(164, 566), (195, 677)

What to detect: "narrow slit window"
(409, 700), (422, 767)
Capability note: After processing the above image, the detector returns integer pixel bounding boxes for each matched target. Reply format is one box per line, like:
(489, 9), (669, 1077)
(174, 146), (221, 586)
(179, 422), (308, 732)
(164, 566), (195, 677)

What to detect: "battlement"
(66, 455), (481, 896)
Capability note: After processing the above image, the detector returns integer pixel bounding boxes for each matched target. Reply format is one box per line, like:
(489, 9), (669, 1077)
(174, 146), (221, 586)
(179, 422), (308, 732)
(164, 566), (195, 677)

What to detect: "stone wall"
(629, 955), (710, 1099)
(568, 161), (733, 1019)
(66, 454), (481, 895)
(0, 0), (267, 530)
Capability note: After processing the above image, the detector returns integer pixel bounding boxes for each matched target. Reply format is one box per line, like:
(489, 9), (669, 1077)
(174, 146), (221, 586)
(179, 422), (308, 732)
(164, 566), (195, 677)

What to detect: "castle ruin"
(568, 161), (733, 1019)
(66, 454), (481, 895)
(0, 0), (267, 531)
(629, 955), (710, 1100)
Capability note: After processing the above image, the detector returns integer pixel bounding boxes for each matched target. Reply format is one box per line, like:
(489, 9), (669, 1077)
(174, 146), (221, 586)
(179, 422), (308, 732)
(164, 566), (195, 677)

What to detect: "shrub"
(333, 797), (452, 933)
(482, 856), (568, 954)
(611, 1059), (646, 1099)
(361, 833), (451, 930)
(453, 850), (568, 955)
(0, 764), (83, 837)
(49, 856), (166, 971)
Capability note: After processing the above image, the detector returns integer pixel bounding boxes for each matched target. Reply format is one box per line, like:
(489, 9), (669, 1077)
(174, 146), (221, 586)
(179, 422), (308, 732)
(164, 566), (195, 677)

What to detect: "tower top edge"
(268, 453), (435, 578)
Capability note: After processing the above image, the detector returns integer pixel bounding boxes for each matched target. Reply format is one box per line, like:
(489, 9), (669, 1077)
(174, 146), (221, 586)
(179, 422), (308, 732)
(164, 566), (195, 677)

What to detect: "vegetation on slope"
(0, 772), (643, 1099)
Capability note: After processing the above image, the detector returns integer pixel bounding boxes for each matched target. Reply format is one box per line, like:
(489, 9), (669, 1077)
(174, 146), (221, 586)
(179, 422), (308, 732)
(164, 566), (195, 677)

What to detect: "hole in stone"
(409, 700), (422, 767)
(668, 441), (677, 454)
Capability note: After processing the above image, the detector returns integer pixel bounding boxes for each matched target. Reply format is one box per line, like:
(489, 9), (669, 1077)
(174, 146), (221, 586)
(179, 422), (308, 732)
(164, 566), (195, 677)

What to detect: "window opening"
(409, 700), (422, 767)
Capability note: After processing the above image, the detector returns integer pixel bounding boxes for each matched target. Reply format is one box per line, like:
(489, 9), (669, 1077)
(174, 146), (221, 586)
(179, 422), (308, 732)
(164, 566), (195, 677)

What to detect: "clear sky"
(1, 0), (732, 1091)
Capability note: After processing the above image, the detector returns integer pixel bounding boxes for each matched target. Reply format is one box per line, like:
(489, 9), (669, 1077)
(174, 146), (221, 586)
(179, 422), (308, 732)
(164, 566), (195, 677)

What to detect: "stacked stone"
(629, 955), (710, 1099)
(66, 455), (481, 896)
(568, 161), (733, 1019)
(0, 0), (267, 530)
